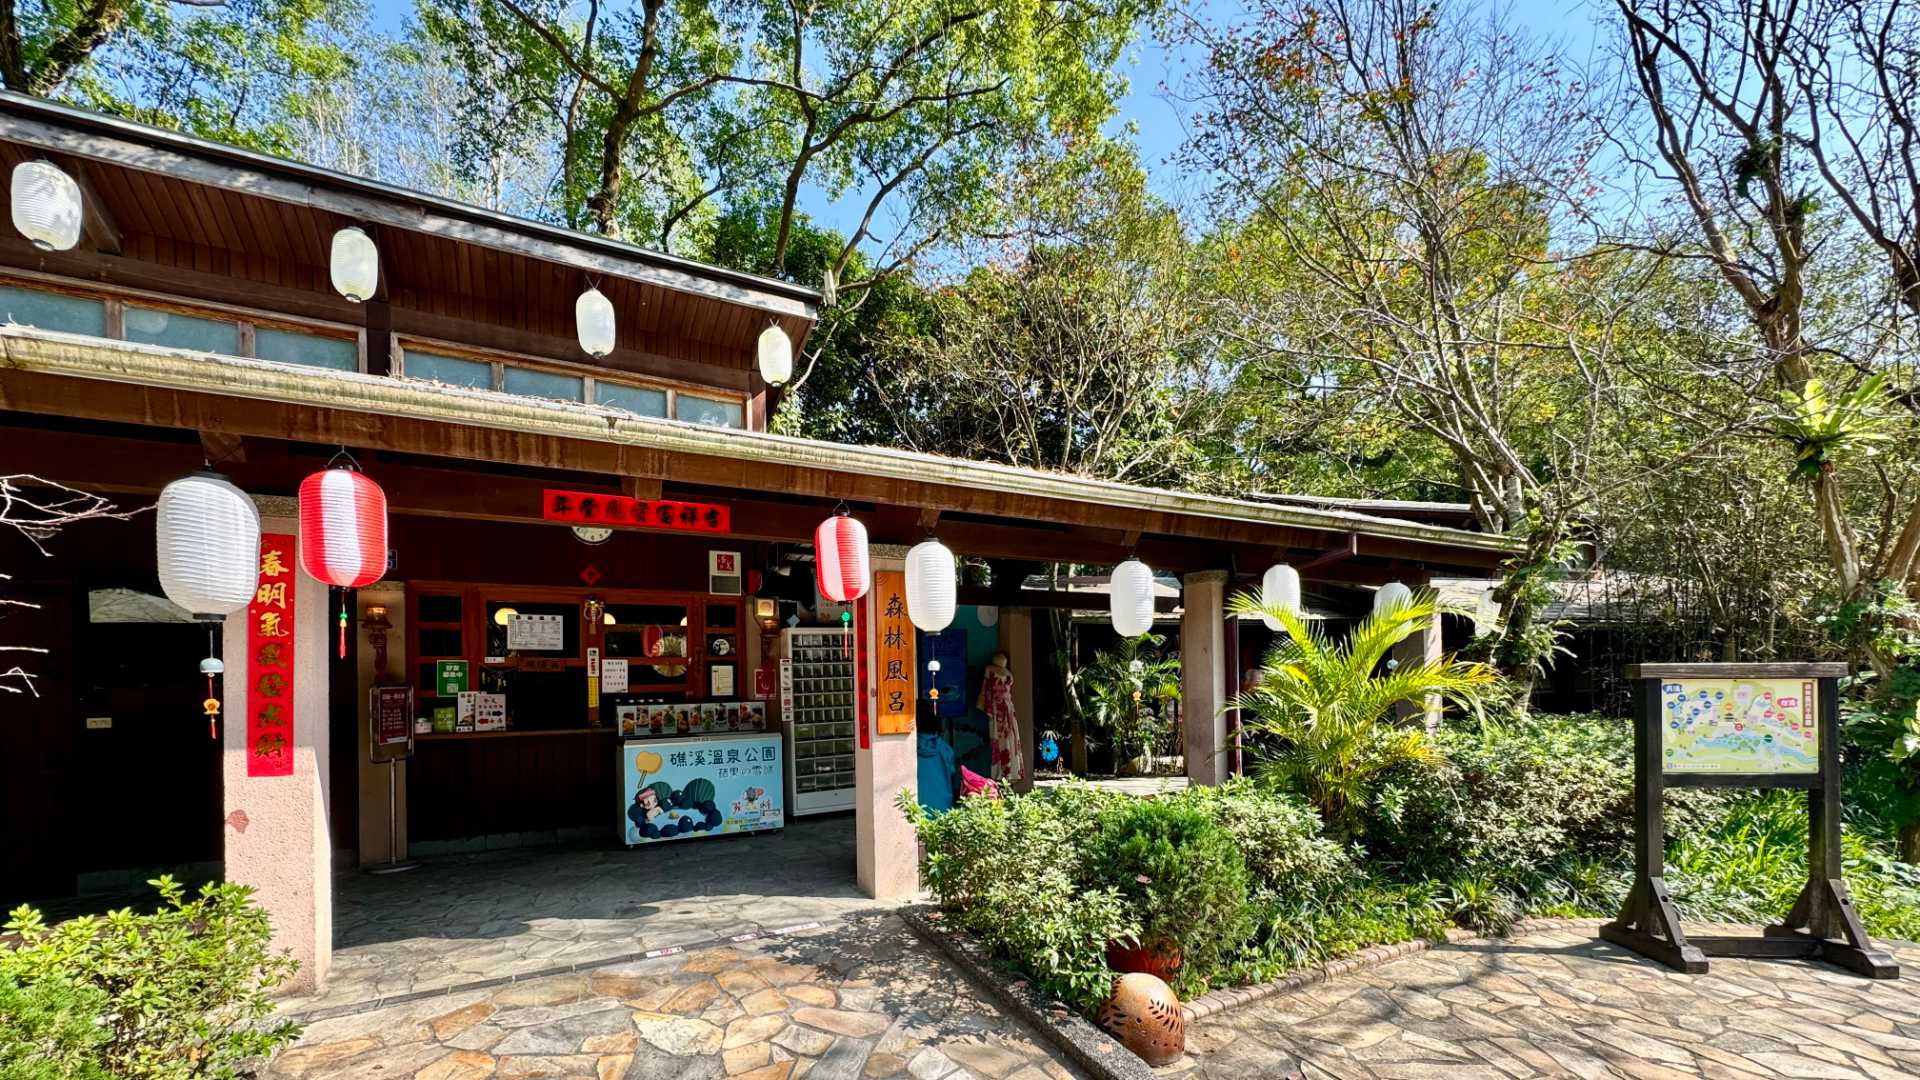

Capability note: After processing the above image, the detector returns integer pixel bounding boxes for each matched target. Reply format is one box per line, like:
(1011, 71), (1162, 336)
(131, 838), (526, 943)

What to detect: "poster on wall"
(710, 662), (735, 697)
(602, 658), (630, 694)
(1659, 678), (1819, 775)
(506, 613), (564, 651)
(372, 685), (413, 748)
(619, 734), (784, 846)
(246, 533), (297, 777)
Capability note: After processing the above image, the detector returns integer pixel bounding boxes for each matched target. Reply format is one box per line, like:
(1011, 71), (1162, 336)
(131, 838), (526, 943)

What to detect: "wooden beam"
(621, 475), (664, 501)
(957, 585), (1180, 613)
(65, 160), (120, 255)
(1300, 534), (1360, 574)
(198, 429), (246, 465)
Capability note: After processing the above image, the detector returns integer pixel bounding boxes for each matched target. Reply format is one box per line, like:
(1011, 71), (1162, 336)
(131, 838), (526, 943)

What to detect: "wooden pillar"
(1181, 570), (1228, 785)
(355, 580), (407, 865)
(1000, 607), (1035, 792)
(221, 500), (332, 993)
(1392, 607), (1443, 731)
(855, 548), (919, 901)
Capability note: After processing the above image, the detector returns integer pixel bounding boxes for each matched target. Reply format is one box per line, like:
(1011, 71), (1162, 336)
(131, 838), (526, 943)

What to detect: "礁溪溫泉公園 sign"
(1659, 677), (1818, 775)
(1603, 663), (1897, 980)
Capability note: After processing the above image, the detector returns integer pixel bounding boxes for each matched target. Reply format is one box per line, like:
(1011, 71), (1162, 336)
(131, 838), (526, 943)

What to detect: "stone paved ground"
(266, 910), (1083, 1080)
(284, 817), (886, 1014)
(1166, 923), (1920, 1079)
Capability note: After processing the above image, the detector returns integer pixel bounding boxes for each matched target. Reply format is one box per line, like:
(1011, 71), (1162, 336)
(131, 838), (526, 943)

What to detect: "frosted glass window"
(405, 350), (492, 389)
(0, 285), (105, 335)
(596, 382), (668, 418)
(124, 306), (238, 354)
(255, 326), (358, 372)
(676, 394), (743, 428)
(504, 366), (584, 402)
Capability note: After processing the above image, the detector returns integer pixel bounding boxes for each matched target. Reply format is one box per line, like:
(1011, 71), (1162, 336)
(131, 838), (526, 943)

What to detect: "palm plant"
(1226, 589), (1498, 838)
(1079, 633), (1182, 773)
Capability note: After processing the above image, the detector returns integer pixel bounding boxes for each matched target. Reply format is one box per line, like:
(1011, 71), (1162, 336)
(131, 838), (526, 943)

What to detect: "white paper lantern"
(155, 472), (261, 617)
(11, 160), (81, 252)
(905, 539), (957, 632)
(330, 226), (379, 302)
(1259, 563), (1301, 631)
(1373, 580), (1413, 617)
(758, 324), (793, 386)
(1110, 559), (1156, 638)
(576, 286), (616, 357)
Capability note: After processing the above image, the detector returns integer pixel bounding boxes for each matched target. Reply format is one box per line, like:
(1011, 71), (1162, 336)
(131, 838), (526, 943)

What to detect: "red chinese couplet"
(247, 533), (296, 777)
(541, 488), (731, 534)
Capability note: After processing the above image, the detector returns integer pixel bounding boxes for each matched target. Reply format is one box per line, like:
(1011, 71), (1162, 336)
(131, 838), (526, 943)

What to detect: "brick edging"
(1181, 916), (1610, 1022)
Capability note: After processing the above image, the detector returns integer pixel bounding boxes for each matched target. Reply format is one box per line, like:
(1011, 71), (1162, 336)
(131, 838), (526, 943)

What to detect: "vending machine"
(779, 627), (858, 815)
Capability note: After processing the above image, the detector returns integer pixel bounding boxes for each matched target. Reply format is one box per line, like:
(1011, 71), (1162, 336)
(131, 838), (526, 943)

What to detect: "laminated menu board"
(457, 691), (507, 732)
(620, 734), (784, 846)
(506, 613), (564, 651)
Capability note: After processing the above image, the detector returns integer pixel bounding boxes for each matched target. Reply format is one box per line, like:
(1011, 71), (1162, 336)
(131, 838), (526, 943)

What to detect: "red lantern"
(815, 511), (870, 603)
(298, 468), (389, 587)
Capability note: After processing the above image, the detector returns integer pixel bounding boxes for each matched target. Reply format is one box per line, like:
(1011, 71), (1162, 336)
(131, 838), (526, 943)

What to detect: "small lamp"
(754, 597), (778, 632)
(361, 603), (393, 680)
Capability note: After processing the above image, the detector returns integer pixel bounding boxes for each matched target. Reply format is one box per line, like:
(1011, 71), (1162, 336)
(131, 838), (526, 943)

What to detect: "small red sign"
(373, 685), (412, 747)
(542, 489), (731, 533)
(247, 533), (297, 777)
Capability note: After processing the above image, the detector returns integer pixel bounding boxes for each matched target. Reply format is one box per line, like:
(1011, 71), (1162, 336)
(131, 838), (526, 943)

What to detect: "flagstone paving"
(281, 817), (886, 1015)
(265, 910), (1083, 1080)
(1163, 921), (1920, 1079)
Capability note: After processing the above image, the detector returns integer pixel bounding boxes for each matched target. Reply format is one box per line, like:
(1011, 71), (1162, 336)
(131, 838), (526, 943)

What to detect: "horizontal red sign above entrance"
(542, 489), (732, 534)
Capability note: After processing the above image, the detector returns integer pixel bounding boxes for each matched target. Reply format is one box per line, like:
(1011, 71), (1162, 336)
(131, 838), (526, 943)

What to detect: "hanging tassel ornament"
(200, 638), (224, 741)
(337, 588), (349, 659)
(840, 608), (852, 661)
(927, 658), (941, 702)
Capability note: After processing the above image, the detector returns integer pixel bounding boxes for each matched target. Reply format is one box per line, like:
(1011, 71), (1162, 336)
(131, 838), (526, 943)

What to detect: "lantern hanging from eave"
(905, 538), (956, 633)
(1259, 563), (1301, 631)
(1373, 580), (1413, 617)
(758, 324), (793, 386)
(577, 285), (616, 357)
(155, 471), (261, 617)
(1110, 559), (1156, 638)
(299, 466), (388, 657)
(814, 511), (870, 604)
(330, 226), (379, 302)
(11, 160), (82, 252)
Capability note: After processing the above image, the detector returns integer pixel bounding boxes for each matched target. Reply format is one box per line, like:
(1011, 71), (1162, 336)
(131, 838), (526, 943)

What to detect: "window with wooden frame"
(406, 582), (745, 737)
(392, 334), (747, 428)
(0, 271), (365, 372)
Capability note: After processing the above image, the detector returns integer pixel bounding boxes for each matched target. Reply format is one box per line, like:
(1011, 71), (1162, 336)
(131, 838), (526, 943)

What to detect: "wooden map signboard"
(1603, 663), (1897, 979)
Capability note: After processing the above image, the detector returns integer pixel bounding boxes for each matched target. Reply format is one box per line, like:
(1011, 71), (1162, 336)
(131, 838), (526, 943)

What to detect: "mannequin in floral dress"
(978, 651), (1025, 786)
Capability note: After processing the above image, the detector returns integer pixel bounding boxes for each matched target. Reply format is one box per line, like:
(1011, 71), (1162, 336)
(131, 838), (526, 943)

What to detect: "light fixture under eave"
(11, 160), (82, 252)
(330, 226), (379, 302)
(576, 286), (616, 358)
(757, 324), (793, 386)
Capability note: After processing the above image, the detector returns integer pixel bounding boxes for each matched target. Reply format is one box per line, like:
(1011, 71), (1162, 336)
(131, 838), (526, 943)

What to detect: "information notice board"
(1658, 677), (1818, 775)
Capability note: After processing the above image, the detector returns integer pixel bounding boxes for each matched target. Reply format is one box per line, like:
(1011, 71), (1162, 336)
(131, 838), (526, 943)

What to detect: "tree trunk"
(1900, 820), (1920, 867)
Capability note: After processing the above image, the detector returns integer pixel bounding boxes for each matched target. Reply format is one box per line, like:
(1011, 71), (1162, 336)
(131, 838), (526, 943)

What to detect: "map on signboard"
(1660, 678), (1818, 774)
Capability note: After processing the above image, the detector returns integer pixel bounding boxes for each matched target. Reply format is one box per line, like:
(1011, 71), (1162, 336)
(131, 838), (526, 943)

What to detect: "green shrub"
(0, 876), (302, 1080)
(0, 973), (111, 1080)
(1168, 779), (1349, 905)
(1089, 798), (1252, 997)
(902, 786), (1136, 1015)
(1227, 881), (1450, 985)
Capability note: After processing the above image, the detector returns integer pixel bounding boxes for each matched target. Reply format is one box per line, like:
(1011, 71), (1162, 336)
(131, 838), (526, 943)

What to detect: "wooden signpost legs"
(1602, 668), (1897, 979)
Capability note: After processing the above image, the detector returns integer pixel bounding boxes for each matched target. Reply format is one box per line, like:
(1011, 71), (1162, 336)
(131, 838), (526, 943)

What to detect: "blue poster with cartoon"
(620, 734), (785, 846)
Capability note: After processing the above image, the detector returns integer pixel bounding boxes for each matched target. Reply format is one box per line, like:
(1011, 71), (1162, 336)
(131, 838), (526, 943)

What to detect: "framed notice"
(246, 533), (297, 777)
(507, 612), (564, 651)
(372, 685), (413, 748)
(435, 660), (469, 696)
(602, 658), (630, 694)
(710, 662), (735, 698)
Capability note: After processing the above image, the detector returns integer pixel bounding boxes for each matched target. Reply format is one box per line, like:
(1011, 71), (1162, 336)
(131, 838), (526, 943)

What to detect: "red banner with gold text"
(247, 533), (296, 777)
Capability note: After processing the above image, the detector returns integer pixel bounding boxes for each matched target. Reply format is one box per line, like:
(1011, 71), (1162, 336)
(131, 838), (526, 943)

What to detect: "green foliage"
(1088, 799), (1252, 997)
(901, 785), (1135, 1015)
(1226, 882), (1450, 987)
(1776, 375), (1896, 482)
(0, 876), (302, 1079)
(1228, 589), (1496, 836)
(0, 974), (111, 1080)
(1076, 633), (1181, 767)
(1175, 779), (1349, 906)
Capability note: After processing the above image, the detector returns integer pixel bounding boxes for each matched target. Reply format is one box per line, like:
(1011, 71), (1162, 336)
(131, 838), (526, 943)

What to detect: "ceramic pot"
(1106, 937), (1183, 981)
(1096, 972), (1185, 1066)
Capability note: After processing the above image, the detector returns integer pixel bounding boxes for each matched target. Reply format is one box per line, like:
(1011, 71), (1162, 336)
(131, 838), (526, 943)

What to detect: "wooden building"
(0, 92), (1518, 990)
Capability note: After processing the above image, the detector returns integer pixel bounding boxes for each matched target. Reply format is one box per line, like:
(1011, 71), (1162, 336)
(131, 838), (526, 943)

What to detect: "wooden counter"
(408, 727), (617, 842)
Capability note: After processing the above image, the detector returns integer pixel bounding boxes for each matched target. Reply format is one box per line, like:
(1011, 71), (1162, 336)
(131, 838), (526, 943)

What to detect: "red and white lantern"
(814, 511), (870, 603)
(298, 467), (388, 588)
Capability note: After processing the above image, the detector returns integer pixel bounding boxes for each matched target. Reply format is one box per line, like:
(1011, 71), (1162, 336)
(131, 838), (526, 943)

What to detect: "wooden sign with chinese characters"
(873, 570), (916, 736)
(247, 533), (297, 777)
(541, 489), (731, 534)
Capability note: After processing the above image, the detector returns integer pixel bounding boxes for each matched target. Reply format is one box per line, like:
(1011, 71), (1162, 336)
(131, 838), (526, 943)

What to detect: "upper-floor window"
(0, 277), (362, 374)
(676, 394), (744, 428)
(397, 340), (745, 429)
